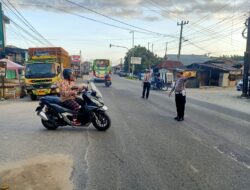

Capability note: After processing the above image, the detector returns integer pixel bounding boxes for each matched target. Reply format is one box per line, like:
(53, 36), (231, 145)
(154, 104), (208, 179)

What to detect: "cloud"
(7, 0), (250, 21)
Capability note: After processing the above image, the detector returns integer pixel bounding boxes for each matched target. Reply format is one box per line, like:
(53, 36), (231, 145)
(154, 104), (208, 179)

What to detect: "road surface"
(0, 75), (250, 190)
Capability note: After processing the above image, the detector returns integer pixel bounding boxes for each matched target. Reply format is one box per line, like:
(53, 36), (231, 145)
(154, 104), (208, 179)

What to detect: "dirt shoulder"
(187, 87), (250, 114)
(0, 154), (73, 190)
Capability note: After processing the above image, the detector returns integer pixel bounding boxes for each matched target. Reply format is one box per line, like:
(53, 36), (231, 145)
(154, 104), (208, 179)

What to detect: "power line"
(13, 2), (177, 38)
(9, 18), (49, 46)
(2, 2), (50, 46)
(64, 0), (177, 38)
(145, 0), (244, 46)
(5, 0), (53, 46)
(10, 24), (40, 46)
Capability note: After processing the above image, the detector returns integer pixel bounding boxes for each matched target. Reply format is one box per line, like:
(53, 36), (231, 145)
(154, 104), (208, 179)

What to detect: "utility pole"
(130, 31), (135, 75)
(242, 15), (250, 97)
(177, 20), (189, 61)
(152, 43), (154, 54)
(164, 42), (168, 59)
(120, 58), (123, 71)
(79, 50), (82, 77)
(148, 42), (150, 51)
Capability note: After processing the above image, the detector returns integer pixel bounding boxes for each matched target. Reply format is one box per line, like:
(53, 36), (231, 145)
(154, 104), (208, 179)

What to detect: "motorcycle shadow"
(38, 126), (102, 133)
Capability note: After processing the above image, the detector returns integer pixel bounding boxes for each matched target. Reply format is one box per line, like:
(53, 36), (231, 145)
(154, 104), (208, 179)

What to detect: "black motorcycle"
(105, 80), (112, 87)
(151, 78), (168, 91)
(35, 90), (111, 131)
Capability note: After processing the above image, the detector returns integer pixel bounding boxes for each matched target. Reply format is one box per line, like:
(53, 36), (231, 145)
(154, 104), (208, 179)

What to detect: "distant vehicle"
(138, 73), (145, 80)
(82, 61), (91, 75)
(118, 71), (128, 77)
(93, 59), (111, 82)
(104, 74), (112, 87)
(151, 77), (168, 91)
(236, 77), (250, 91)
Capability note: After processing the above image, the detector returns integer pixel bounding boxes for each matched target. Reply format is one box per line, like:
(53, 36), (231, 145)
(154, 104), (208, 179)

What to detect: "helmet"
(63, 68), (73, 80)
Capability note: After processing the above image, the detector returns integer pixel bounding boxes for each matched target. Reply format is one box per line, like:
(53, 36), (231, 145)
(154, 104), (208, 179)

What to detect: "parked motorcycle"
(35, 90), (111, 131)
(151, 78), (168, 91)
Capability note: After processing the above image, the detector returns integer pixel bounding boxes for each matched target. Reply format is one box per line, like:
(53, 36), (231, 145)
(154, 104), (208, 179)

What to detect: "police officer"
(141, 69), (151, 99)
(169, 70), (191, 121)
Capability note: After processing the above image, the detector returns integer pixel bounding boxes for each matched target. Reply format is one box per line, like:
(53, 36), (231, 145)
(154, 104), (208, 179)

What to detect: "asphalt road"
(0, 75), (250, 190)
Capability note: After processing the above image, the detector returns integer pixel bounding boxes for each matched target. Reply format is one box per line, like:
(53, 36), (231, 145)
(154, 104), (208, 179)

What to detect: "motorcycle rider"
(57, 68), (87, 125)
(105, 72), (111, 81)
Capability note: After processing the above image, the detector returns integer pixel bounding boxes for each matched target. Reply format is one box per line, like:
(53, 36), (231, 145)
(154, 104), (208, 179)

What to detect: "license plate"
(37, 90), (46, 95)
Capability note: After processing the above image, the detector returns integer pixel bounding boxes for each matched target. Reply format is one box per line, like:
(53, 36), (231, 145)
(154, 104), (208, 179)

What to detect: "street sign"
(0, 61), (6, 77)
(131, 57), (141, 65)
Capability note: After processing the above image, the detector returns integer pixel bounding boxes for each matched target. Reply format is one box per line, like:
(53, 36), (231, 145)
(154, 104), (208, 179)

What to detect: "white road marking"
(214, 146), (250, 170)
(190, 164), (199, 173)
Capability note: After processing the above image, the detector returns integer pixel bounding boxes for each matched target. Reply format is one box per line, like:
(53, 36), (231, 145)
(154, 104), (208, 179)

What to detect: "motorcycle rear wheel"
(41, 119), (58, 130)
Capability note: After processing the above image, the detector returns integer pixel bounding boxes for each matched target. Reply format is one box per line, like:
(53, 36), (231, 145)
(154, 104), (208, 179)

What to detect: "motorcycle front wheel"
(92, 112), (111, 131)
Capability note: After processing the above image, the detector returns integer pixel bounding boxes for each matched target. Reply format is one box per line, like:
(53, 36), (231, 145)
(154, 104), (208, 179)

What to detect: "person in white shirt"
(141, 69), (151, 99)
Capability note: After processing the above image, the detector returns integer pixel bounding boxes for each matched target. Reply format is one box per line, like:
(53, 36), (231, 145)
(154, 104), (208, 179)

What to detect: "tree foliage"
(124, 45), (162, 74)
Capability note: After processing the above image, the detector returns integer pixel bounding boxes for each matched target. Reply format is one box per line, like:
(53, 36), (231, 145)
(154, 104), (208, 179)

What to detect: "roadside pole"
(177, 21), (189, 61)
(0, 3), (6, 99)
(130, 31), (134, 76)
(242, 16), (250, 97)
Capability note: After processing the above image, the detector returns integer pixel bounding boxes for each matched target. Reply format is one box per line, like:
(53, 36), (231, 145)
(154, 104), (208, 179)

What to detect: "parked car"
(118, 71), (128, 77)
(236, 77), (250, 91)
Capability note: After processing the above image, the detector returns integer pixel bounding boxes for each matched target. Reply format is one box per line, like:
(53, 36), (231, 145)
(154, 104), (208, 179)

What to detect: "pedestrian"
(141, 69), (151, 99)
(169, 70), (192, 121)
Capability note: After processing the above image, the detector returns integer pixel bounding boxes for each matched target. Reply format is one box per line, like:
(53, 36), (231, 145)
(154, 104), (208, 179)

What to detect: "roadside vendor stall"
(0, 58), (25, 99)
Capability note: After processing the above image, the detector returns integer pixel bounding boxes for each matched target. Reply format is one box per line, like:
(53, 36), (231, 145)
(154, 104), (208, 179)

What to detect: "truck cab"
(25, 60), (62, 100)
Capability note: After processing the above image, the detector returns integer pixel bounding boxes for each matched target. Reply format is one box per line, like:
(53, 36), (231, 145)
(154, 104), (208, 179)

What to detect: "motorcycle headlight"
(91, 98), (103, 107)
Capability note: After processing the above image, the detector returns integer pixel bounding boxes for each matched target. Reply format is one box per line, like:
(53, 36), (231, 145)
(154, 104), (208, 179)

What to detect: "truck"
(25, 47), (70, 100)
(71, 55), (81, 78)
(81, 61), (91, 75)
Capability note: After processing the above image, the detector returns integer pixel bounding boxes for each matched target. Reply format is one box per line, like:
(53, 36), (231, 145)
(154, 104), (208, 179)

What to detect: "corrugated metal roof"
(158, 60), (185, 70)
(188, 63), (240, 72)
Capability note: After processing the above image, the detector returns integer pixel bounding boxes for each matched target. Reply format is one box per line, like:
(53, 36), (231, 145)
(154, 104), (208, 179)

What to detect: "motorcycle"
(151, 78), (168, 91)
(105, 80), (112, 87)
(104, 75), (112, 87)
(35, 90), (111, 131)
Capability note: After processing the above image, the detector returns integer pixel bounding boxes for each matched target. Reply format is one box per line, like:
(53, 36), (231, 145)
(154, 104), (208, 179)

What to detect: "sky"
(2, 0), (250, 65)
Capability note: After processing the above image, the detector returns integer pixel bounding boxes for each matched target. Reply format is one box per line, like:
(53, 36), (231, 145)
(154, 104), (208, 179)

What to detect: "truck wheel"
(30, 94), (37, 101)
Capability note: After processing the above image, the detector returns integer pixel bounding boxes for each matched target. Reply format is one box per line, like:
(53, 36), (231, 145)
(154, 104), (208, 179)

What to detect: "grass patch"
(125, 76), (138, 80)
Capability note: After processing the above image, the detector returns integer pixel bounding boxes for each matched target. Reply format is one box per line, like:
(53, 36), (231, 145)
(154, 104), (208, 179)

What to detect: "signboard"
(130, 57), (142, 65)
(183, 71), (197, 78)
(34, 51), (50, 56)
(0, 61), (6, 77)
(31, 55), (57, 60)
(71, 55), (81, 63)
(0, 4), (5, 52)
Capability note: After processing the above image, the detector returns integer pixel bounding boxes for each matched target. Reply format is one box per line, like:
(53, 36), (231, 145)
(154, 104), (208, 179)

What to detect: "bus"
(92, 59), (111, 82)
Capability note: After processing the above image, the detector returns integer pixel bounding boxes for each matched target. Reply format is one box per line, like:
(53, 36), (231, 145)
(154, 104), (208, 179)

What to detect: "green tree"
(124, 45), (162, 74)
(219, 55), (244, 61)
